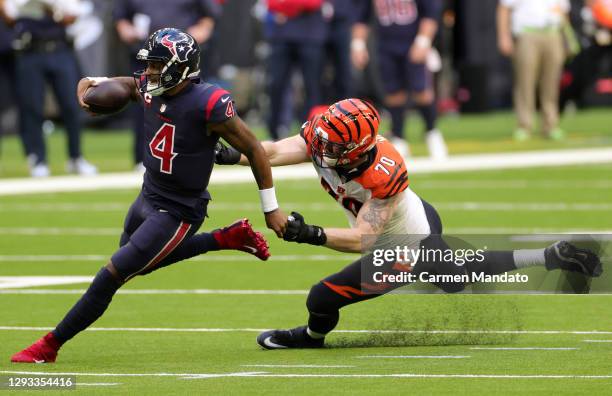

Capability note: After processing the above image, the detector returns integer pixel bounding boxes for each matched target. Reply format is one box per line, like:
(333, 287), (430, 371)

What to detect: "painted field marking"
(0, 289), (610, 296)
(416, 180), (612, 190)
(77, 383), (121, 386)
(2, 147), (612, 196)
(0, 326), (611, 335)
(242, 365), (355, 368)
(2, 201), (612, 213)
(356, 355), (470, 359)
(0, 289), (310, 295)
(582, 340), (612, 343)
(2, 370), (612, 380)
(470, 347), (578, 351)
(0, 254), (356, 262)
(0, 276), (94, 289)
(1, 226), (611, 237)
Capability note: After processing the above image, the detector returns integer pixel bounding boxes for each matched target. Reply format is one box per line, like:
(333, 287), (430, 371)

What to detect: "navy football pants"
(111, 192), (207, 282)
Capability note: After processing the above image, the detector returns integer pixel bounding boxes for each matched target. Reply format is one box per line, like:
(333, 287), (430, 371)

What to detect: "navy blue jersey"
(139, 81), (235, 221)
(356, 0), (441, 54)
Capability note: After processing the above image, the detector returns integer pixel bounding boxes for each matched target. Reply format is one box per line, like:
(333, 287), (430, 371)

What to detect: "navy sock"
(387, 106), (405, 138)
(53, 267), (121, 344)
(417, 103), (437, 131)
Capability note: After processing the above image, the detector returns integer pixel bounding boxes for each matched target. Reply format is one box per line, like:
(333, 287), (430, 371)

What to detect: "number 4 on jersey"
(149, 123), (178, 174)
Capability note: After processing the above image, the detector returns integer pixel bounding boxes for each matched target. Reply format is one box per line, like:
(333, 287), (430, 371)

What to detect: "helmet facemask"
(311, 125), (363, 168)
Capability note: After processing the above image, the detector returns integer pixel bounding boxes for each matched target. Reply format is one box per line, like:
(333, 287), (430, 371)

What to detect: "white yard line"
(2, 370), (611, 380)
(2, 202), (612, 213)
(0, 228), (121, 236)
(242, 365), (355, 368)
(417, 180), (612, 190)
(1, 148), (612, 196)
(0, 289), (610, 296)
(1, 227), (611, 237)
(76, 383), (121, 386)
(0, 289), (310, 295)
(0, 254), (355, 262)
(0, 276), (94, 289)
(356, 355), (470, 359)
(0, 326), (611, 335)
(582, 340), (612, 343)
(470, 347), (578, 351)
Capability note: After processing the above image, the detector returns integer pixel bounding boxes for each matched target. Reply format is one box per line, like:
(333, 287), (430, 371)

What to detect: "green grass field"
(0, 159), (611, 394)
(1, 108), (611, 178)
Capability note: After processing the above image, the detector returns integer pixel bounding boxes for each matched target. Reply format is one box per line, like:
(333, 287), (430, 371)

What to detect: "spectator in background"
(351, 0), (448, 160)
(0, 17), (15, 153)
(264, 0), (328, 140)
(497, 0), (569, 141)
(113, 0), (220, 170)
(322, 0), (356, 102)
(0, 0), (97, 177)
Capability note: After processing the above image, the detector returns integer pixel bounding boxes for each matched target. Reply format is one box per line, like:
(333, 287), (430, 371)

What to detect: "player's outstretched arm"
(283, 195), (400, 253)
(211, 116), (288, 237)
(216, 135), (310, 167)
(76, 77), (140, 112)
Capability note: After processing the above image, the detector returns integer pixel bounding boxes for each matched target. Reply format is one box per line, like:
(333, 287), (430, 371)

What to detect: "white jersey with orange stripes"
(303, 130), (432, 239)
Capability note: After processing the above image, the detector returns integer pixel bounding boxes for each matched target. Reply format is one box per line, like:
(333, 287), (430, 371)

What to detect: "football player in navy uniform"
(352, 0), (448, 160)
(11, 28), (287, 363)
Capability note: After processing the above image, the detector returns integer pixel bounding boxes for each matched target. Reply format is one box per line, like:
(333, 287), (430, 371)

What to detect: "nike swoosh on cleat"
(221, 96), (230, 103)
(262, 336), (287, 349)
(33, 359), (45, 363)
(243, 245), (258, 254)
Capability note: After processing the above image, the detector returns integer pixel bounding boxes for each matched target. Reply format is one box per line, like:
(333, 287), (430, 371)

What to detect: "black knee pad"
(306, 281), (341, 314)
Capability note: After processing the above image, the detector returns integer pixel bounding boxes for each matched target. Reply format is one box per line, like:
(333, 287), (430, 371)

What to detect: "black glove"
(283, 211), (327, 245)
(214, 141), (241, 165)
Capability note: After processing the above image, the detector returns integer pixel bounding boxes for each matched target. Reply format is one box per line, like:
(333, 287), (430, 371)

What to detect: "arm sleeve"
(204, 88), (235, 123)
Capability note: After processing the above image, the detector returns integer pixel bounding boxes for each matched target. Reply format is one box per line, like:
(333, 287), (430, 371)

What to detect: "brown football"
(83, 80), (132, 115)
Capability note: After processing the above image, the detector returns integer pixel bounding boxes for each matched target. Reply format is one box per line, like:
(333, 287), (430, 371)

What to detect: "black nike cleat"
(545, 241), (603, 277)
(257, 326), (325, 350)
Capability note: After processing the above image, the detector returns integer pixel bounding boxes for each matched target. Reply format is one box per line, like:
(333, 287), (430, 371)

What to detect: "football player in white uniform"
(216, 98), (602, 349)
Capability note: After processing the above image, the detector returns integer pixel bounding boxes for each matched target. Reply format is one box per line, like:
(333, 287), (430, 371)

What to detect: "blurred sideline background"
(0, 0), (610, 178)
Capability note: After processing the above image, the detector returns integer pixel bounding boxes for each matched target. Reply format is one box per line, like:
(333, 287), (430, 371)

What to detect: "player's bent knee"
(306, 281), (340, 314)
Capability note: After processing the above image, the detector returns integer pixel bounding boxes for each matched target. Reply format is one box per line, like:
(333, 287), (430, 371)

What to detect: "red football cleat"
(11, 333), (60, 363)
(213, 218), (270, 261)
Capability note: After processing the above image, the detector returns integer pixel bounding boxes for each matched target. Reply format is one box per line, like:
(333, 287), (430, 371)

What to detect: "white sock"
(513, 249), (545, 268)
(306, 327), (326, 339)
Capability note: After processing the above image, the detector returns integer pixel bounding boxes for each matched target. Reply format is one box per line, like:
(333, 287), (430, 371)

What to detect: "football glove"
(214, 141), (241, 165)
(283, 211), (327, 245)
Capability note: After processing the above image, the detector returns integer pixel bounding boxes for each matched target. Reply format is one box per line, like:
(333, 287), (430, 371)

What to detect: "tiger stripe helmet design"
(309, 98), (381, 168)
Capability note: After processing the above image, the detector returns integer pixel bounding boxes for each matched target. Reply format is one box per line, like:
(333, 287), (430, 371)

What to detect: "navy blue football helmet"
(135, 28), (200, 96)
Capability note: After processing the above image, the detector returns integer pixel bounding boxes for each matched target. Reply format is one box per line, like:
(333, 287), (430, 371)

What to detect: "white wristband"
(414, 35), (432, 49)
(259, 187), (279, 213)
(86, 77), (110, 84)
(351, 39), (367, 51)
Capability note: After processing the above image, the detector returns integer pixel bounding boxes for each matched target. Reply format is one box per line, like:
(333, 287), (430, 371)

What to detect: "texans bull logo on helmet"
(160, 32), (196, 62)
